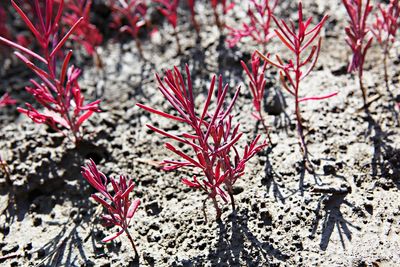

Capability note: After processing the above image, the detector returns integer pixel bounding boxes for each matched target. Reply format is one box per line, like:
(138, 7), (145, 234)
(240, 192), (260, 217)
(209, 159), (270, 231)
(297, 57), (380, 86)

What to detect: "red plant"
(0, 0), (101, 144)
(227, 0), (278, 51)
(154, 0), (181, 53)
(343, 0), (373, 105)
(0, 6), (11, 40)
(256, 1), (335, 169)
(241, 52), (272, 143)
(110, 0), (147, 58)
(62, 0), (103, 59)
(211, 0), (235, 30)
(137, 65), (267, 219)
(82, 159), (140, 257)
(371, 0), (399, 89)
(188, 0), (200, 34)
(0, 93), (16, 108)
(211, 0), (234, 30)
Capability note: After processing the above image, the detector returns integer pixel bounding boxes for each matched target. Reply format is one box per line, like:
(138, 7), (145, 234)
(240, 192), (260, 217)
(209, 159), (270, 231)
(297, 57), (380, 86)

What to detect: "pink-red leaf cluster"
(241, 52), (268, 120)
(110, 0), (147, 39)
(0, 0), (101, 143)
(154, 0), (179, 29)
(211, 0), (234, 29)
(137, 65), (267, 216)
(227, 0), (278, 48)
(258, 1), (335, 104)
(0, 93), (17, 108)
(62, 0), (103, 56)
(211, 0), (234, 15)
(153, 0), (182, 53)
(188, 0), (200, 33)
(372, 0), (399, 51)
(82, 159), (140, 244)
(257, 1), (335, 162)
(343, 0), (373, 75)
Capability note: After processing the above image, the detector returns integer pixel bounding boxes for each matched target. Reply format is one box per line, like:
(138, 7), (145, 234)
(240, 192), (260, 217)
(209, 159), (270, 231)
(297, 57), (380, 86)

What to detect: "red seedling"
(188, 0), (200, 34)
(343, 0), (373, 105)
(110, 0), (147, 58)
(82, 159), (140, 257)
(211, 0), (235, 30)
(256, 1), (336, 170)
(62, 0), (103, 64)
(0, 93), (16, 108)
(241, 52), (272, 143)
(371, 0), (399, 89)
(0, 0), (101, 144)
(154, 0), (181, 54)
(137, 65), (267, 219)
(227, 0), (278, 52)
(0, 6), (11, 41)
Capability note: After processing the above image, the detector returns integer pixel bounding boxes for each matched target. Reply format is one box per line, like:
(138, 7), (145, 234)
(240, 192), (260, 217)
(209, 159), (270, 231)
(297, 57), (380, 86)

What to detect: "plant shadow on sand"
(303, 159), (362, 251)
(23, 176), (142, 267)
(182, 209), (289, 266)
(310, 193), (361, 251)
(305, 103), (400, 252)
(34, 220), (86, 267)
(0, 139), (117, 266)
(261, 147), (287, 204)
(1, 182), (96, 266)
(364, 107), (400, 189)
(260, 117), (364, 252)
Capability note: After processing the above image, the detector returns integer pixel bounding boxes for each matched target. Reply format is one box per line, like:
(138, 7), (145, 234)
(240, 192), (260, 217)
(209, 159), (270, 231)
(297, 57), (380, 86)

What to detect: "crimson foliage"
(0, 0), (101, 144)
(257, 1), (335, 168)
(82, 159), (140, 255)
(137, 65), (267, 219)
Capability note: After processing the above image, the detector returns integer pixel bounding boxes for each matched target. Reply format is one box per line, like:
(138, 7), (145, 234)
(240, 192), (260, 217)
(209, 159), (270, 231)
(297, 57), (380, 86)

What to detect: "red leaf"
(127, 199), (140, 218)
(102, 229), (124, 242)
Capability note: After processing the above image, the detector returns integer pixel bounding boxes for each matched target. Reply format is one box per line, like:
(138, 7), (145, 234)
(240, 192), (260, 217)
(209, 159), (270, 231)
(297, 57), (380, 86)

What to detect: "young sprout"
(110, 0), (148, 58)
(154, 0), (181, 54)
(82, 159), (141, 257)
(137, 65), (267, 219)
(0, 93), (16, 108)
(188, 0), (200, 35)
(342, 0), (373, 106)
(0, 0), (101, 144)
(371, 0), (399, 90)
(257, 1), (337, 170)
(211, 0), (235, 31)
(227, 0), (278, 52)
(63, 0), (103, 66)
(241, 52), (272, 144)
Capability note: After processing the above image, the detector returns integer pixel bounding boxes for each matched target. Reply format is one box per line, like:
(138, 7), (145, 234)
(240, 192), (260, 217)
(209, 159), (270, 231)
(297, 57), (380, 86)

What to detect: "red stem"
(258, 109), (273, 145)
(213, 8), (222, 30)
(125, 229), (139, 258)
(358, 69), (367, 106)
(383, 49), (389, 91)
(212, 197), (221, 220)
(294, 45), (311, 169)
